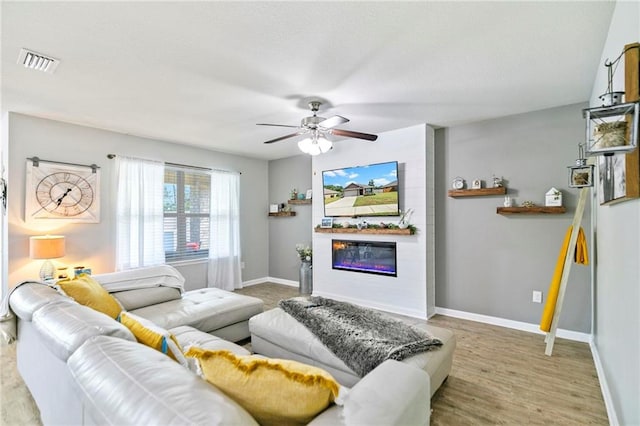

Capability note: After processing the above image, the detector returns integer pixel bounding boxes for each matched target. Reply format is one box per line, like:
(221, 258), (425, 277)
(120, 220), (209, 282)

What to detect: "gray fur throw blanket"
(278, 296), (442, 377)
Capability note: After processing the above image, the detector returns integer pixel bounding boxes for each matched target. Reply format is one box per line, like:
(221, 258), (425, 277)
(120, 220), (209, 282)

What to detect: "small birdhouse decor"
(545, 188), (563, 207)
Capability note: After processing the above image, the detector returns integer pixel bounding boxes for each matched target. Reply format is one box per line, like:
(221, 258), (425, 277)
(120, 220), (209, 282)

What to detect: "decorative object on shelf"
(471, 179), (482, 189)
(269, 204), (279, 213)
(503, 196), (513, 207)
(545, 188), (563, 207)
(356, 220), (368, 230)
(30, 235), (65, 280)
(567, 143), (595, 188)
(25, 157), (101, 223)
(73, 266), (92, 277)
(305, 189), (313, 200)
(290, 188), (298, 200)
(492, 175), (504, 188)
(320, 217), (333, 228)
(56, 266), (69, 280)
(521, 201), (535, 208)
(295, 244), (313, 295)
(297, 193), (305, 200)
(452, 176), (465, 190)
(398, 208), (414, 229)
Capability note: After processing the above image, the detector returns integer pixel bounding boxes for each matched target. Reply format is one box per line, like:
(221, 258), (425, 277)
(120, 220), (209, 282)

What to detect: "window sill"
(167, 258), (209, 267)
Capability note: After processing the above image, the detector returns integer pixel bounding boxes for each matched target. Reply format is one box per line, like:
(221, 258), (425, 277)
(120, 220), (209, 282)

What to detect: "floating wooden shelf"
(448, 187), (507, 198)
(268, 211), (296, 217)
(314, 227), (413, 235)
(288, 199), (312, 205)
(497, 206), (566, 215)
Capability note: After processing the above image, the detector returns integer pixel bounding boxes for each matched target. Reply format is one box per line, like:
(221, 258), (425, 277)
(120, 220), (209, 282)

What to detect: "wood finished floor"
(1, 283), (607, 425)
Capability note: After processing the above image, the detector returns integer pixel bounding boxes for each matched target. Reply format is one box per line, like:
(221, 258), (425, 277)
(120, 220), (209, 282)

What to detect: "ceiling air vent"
(17, 48), (60, 74)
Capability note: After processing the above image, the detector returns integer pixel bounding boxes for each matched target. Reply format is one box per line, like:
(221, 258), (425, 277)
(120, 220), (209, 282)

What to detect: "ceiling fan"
(257, 101), (378, 155)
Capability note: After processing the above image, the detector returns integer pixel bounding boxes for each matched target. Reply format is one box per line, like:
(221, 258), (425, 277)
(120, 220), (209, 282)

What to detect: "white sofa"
(9, 269), (432, 425)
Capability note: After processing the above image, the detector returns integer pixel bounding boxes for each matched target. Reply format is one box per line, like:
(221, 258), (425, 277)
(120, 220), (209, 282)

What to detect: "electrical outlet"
(532, 291), (543, 303)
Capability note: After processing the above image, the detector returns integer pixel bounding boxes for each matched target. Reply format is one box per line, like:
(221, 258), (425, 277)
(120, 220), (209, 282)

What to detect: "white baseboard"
(434, 307), (591, 343)
(242, 277), (298, 288)
(314, 290), (427, 319)
(589, 339), (618, 425)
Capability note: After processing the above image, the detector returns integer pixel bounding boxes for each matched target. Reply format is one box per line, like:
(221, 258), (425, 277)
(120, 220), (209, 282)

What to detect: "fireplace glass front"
(332, 239), (397, 277)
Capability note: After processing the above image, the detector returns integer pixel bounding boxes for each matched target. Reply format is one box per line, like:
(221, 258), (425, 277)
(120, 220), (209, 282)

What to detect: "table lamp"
(29, 235), (65, 280)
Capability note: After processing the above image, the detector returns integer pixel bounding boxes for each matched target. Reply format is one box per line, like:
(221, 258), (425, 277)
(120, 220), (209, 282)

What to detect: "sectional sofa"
(8, 266), (433, 425)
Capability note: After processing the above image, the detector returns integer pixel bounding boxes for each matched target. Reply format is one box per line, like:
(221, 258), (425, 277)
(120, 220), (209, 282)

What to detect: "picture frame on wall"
(569, 165), (594, 188)
(320, 217), (333, 228)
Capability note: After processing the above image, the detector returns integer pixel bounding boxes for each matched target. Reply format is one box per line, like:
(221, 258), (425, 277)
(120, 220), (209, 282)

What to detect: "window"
(163, 166), (210, 262)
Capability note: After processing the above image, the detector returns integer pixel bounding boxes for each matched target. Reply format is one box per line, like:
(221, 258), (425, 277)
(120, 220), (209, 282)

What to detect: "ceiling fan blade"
(330, 129), (378, 141)
(257, 123), (300, 129)
(263, 131), (305, 144)
(319, 115), (349, 129)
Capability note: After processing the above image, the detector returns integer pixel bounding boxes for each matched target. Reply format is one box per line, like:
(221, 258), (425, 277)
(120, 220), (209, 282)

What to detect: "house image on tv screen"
(322, 161), (400, 217)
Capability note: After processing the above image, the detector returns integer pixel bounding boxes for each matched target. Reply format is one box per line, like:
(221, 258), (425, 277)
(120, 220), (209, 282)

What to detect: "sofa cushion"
(56, 274), (122, 319)
(184, 347), (339, 426)
(170, 325), (250, 355)
(119, 312), (186, 366)
(9, 283), (71, 321)
(32, 301), (135, 361)
(111, 287), (182, 311)
(129, 288), (263, 334)
(68, 336), (258, 426)
(92, 264), (185, 293)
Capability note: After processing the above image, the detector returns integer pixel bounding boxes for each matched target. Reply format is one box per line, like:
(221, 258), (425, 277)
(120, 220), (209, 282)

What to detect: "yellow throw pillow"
(184, 348), (339, 426)
(57, 274), (122, 319)
(118, 312), (186, 366)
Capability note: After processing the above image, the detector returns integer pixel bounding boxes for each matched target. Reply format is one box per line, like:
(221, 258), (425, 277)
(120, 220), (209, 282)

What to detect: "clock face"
(26, 161), (100, 223)
(35, 172), (94, 217)
(452, 177), (465, 190)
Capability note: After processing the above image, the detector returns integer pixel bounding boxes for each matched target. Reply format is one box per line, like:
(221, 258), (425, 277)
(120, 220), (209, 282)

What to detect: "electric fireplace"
(332, 239), (397, 277)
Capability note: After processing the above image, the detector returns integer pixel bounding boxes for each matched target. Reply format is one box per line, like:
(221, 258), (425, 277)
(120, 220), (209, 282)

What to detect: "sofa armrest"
(309, 360), (430, 426)
(32, 301), (135, 361)
(68, 336), (258, 426)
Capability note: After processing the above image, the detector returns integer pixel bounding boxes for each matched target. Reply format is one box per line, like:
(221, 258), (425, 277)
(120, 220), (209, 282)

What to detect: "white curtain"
(115, 156), (165, 271)
(207, 170), (242, 290)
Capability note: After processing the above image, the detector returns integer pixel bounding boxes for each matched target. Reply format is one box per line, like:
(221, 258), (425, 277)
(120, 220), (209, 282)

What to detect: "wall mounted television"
(322, 161), (399, 217)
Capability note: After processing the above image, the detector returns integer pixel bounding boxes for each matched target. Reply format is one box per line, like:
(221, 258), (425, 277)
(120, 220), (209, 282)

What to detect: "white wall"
(311, 124), (434, 318)
(589, 2), (640, 425)
(6, 113), (269, 289)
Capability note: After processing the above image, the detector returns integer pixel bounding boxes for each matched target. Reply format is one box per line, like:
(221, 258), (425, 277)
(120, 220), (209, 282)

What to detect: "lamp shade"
(29, 235), (65, 260)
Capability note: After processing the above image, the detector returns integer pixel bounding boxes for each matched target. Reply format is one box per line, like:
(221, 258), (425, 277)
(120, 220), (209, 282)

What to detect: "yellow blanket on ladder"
(539, 226), (588, 332)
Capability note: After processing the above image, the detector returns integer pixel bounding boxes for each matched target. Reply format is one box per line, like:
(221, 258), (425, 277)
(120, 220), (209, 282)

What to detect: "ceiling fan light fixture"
(317, 135), (333, 153)
(308, 143), (322, 156)
(298, 138), (313, 154)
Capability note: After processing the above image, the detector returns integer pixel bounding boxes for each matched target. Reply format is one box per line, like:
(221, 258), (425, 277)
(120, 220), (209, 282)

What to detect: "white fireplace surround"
(312, 124), (436, 319)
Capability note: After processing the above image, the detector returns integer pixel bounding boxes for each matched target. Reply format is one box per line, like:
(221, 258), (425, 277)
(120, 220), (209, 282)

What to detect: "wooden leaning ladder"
(544, 186), (589, 356)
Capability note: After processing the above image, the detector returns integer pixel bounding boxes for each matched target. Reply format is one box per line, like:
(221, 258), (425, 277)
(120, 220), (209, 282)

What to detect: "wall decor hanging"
(25, 157), (101, 223)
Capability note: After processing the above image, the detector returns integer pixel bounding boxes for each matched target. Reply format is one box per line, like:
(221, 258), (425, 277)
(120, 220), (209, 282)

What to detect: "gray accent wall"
(435, 103), (592, 333)
(589, 2), (639, 424)
(268, 155), (312, 282)
(6, 113), (269, 288)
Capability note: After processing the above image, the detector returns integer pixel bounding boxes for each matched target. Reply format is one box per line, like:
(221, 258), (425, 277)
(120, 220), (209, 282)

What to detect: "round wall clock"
(25, 160), (100, 223)
(452, 177), (465, 190)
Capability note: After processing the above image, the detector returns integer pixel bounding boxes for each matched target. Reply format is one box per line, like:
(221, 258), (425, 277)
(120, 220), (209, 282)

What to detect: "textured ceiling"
(1, 2), (614, 160)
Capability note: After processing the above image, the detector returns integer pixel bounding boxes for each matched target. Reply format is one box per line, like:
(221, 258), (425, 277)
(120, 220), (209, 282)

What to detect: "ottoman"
(249, 307), (456, 396)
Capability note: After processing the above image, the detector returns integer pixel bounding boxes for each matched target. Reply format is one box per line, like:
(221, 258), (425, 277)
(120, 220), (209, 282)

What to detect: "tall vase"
(299, 260), (312, 295)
